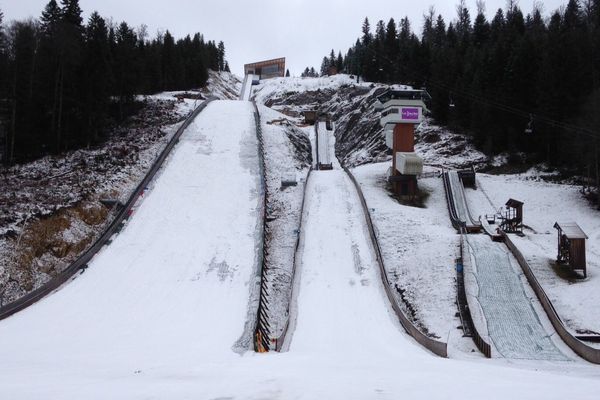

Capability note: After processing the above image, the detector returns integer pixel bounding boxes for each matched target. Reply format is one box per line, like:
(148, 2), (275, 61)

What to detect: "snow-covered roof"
(553, 222), (588, 239)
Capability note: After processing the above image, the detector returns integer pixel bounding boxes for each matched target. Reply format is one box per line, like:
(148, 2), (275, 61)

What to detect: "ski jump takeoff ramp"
(0, 100), (262, 384)
(239, 74), (255, 101)
(444, 170), (480, 231)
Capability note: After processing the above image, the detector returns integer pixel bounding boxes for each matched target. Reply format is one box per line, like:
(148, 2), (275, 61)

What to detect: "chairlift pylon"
(524, 114), (534, 134)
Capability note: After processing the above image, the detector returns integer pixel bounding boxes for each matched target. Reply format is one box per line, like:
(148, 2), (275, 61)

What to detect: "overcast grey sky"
(2, 0), (567, 77)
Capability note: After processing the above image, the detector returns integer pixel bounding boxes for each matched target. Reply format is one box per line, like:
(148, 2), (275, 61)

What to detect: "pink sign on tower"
(401, 108), (420, 120)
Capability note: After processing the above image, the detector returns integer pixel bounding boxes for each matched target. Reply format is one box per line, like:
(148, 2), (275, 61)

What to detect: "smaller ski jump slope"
(285, 127), (425, 360)
(465, 235), (568, 361)
(0, 100), (261, 377)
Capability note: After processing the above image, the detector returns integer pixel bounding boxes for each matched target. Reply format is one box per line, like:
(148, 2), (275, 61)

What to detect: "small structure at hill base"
(554, 222), (588, 278)
(458, 166), (477, 188)
(500, 198), (524, 234)
(375, 89), (430, 197)
(302, 110), (317, 125)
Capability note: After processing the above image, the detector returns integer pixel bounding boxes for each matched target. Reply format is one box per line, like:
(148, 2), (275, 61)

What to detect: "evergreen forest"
(0, 0), (229, 164)
(321, 0), (600, 185)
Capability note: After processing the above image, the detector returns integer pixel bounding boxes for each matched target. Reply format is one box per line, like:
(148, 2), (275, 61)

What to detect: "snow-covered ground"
(352, 163), (458, 342)
(1, 96), (600, 398)
(465, 172), (600, 336)
(252, 74), (370, 105)
(415, 118), (488, 169)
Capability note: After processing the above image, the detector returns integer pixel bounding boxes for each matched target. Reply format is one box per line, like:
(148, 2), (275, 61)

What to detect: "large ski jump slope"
(0, 100), (265, 396)
(0, 100), (599, 399)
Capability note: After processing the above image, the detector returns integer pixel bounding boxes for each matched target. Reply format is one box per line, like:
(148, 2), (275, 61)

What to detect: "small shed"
(458, 166), (477, 188)
(554, 222), (588, 277)
(501, 198), (524, 234)
(303, 110), (317, 125)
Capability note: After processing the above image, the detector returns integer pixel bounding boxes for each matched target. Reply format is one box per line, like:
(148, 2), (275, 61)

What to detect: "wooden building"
(501, 198), (524, 234)
(302, 110), (317, 125)
(244, 58), (286, 80)
(554, 222), (588, 277)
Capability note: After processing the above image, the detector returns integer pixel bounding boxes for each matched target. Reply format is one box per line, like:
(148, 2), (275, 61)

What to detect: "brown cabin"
(501, 199), (524, 233)
(554, 222), (588, 278)
(303, 110), (317, 125)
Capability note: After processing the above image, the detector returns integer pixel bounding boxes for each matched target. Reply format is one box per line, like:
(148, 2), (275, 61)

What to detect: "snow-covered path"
(0, 100), (262, 387)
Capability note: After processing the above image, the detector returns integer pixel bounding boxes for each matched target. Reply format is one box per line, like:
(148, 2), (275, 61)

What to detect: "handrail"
(274, 167), (313, 351)
(344, 166), (448, 357)
(251, 100), (271, 352)
(500, 230), (600, 364)
(0, 97), (217, 321)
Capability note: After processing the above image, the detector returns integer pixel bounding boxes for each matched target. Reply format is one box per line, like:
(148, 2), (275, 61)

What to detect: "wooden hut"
(554, 222), (588, 278)
(501, 198), (524, 234)
(302, 110), (317, 125)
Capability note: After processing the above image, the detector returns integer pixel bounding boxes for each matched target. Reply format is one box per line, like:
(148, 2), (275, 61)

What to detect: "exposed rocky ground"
(0, 71), (240, 306)
(253, 75), (486, 170)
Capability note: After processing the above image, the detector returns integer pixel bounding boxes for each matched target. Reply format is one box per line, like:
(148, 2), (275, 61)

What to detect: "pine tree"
(361, 17), (372, 46)
(320, 56), (330, 76)
(162, 30), (176, 89)
(7, 21), (39, 163)
(40, 0), (61, 35)
(56, 0), (84, 150)
(82, 11), (111, 146)
(336, 51), (344, 73)
(217, 41), (225, 71)
(113, 21), (138, 118)
(285, 69), (290, 77)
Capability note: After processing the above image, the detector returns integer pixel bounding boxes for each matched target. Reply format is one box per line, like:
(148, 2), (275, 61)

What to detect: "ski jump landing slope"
(465, 235), (568, 361)
(285, 128), (422, 360)
(0, 100), (262, 383)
